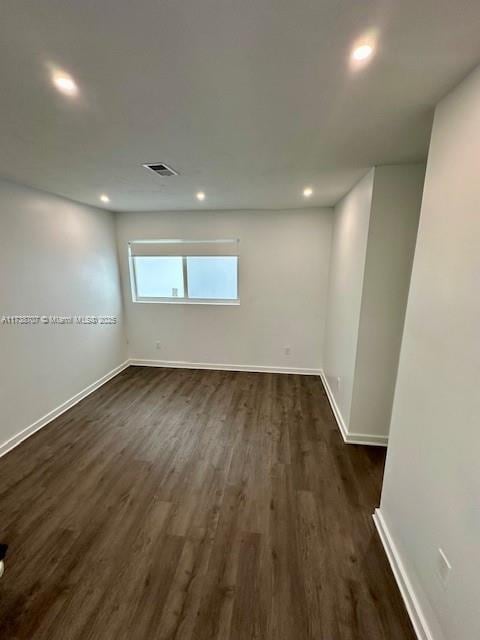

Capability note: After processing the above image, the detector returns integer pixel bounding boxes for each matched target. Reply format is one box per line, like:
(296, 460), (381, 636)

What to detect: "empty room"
(0, 2), (479, 639)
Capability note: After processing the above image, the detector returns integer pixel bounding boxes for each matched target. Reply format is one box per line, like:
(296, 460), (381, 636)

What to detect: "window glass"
(133, 256), (184, 298)
(186, 256), (238, 300)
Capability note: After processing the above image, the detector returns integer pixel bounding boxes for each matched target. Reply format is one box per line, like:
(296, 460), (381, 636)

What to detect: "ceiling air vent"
(142, 162), (179, 177)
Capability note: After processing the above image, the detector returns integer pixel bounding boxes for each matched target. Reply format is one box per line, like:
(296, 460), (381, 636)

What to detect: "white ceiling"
(1, 0), (479, 211)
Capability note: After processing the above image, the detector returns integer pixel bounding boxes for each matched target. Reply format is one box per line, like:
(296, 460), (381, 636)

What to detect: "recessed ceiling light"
(352, 43), (374, 62)
(303, 187), (313, 197)
(100, 194), (110, 203)
(52, 71), (78, 96)
(196, 192), (205, 201)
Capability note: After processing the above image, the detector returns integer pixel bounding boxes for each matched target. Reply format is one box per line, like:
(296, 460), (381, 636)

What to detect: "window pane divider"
(182, 256), (189, 299)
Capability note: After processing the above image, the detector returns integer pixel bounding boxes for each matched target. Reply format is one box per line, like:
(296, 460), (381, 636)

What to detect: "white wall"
(350, 164), (425, 439)
(323, 166), (424, 443)
(323, 170), (375, 426)
(116, 208), (332, 371)
(0, 179), (127, 450)
(379, 66), (480, 640)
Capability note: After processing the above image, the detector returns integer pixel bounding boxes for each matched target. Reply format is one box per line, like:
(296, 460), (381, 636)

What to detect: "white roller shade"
(129, 239), (239, 257)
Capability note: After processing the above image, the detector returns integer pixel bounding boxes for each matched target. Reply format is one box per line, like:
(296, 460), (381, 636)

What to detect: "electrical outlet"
(437, 548), (452, 584)
(155, 341), (161, 350)
(284, 346), (291, 356)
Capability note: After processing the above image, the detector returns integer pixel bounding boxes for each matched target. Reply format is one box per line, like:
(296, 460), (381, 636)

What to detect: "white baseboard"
(319, 369), (388, 447)
(373, 509), (434, 640)
(129, 358), (321, 376)
(0, 360), (130, 459)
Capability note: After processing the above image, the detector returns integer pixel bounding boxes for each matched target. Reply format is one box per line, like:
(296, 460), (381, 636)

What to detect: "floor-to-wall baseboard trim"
(319, 369), (350, 439)
(0, 360), (130, 459)
(373, 509), (435, 640)
(129, 358), (321, 376)
(319, 369), (388, 447)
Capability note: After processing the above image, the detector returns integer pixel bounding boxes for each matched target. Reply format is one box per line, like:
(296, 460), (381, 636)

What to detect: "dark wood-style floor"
(0, 367), (414, 640)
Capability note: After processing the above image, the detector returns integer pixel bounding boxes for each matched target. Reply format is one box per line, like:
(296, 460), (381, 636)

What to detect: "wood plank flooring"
(0, 367), (415, 639)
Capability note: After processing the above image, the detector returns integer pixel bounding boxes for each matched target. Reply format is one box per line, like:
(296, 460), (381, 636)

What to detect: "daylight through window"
(129, 240), (239, 303)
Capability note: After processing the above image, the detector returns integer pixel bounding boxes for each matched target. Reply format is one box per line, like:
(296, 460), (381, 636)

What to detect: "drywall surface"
(380, 65), (480, 640)
(322, 170), (374, 425)
(0, 179), (127, 447)
(116, 208), (332, 370)
(350, 164), (425, 439)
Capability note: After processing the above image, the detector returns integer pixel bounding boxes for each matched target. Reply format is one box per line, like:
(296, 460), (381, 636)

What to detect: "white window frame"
(128, 243), (240, 305)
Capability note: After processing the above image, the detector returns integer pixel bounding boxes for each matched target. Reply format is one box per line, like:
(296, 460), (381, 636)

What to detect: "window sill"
(132, 298), (240, 306)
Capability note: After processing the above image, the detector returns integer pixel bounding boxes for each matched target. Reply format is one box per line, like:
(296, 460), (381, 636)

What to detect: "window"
(133, 256), (185, 298)
(186, 256), (237, 300)
(129, 240), (239, 304)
